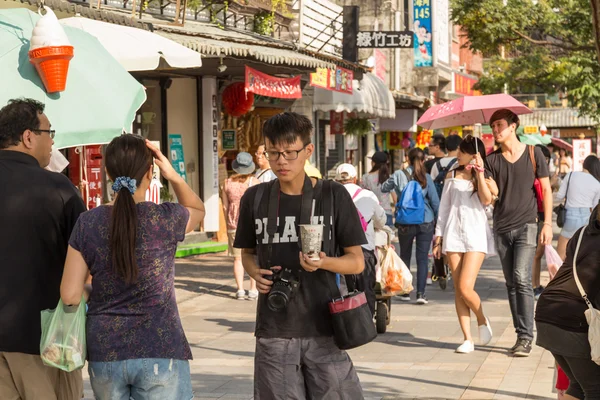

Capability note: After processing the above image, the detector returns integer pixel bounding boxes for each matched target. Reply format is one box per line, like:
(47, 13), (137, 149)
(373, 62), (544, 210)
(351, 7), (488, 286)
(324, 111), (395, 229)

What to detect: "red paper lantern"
(222, 82), (254, 117)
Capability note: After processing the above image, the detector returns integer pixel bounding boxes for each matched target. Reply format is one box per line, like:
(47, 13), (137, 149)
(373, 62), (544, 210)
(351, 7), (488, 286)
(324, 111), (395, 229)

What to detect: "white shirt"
(430, 156), (457, 181)
(343, 183), (387, 251)
(255, 168), (277, 183)
(555, 172), (600, 209)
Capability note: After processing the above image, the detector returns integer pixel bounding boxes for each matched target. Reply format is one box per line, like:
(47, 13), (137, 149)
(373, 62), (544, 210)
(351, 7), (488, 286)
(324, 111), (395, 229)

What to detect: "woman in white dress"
(433, 135), (495, 354)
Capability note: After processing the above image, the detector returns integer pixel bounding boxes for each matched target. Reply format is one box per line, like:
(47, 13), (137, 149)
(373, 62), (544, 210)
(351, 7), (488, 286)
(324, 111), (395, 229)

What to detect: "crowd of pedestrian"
(2, 97), (599, 400)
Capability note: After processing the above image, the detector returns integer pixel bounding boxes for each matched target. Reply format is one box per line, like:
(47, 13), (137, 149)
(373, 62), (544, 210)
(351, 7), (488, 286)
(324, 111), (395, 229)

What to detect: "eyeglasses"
(33, 129), (55, 139)
(265, 146), (307, 161)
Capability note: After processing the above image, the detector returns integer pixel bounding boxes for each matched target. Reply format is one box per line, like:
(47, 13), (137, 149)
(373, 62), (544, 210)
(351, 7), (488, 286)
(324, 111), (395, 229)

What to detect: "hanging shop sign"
(386, 131), (414, 150)
(454, 73), (481, 96)
(356, 31), (413, 48)
(443, 126), (463, 137)
(310, 67), (354, 94)
(222, 129), (237, 151)
(168, 134), (187, 182)
(330, 111), (344, 135)
(523, 126), (539, 134)
(573, 139), (592, 172)
(413, 0), (433, 67)
(245, 66), (302, 99)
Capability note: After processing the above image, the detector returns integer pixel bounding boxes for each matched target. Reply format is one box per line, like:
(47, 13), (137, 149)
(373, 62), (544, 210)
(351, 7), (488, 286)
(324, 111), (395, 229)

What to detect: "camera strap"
(264, 174), (315, 267)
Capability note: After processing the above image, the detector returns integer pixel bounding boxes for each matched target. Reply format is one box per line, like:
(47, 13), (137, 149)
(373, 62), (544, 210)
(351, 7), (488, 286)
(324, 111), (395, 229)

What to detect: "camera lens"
(267, 282), (292, 312)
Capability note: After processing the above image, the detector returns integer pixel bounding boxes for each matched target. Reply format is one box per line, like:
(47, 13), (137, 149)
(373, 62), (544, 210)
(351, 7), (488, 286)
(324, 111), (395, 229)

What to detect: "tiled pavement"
(83, 250), (557, 400)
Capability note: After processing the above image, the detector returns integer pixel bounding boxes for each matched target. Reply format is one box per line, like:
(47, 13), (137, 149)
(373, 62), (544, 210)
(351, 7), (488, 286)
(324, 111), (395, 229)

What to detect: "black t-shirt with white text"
(486, 146), (549, 234)
(234, 180), (367, 338)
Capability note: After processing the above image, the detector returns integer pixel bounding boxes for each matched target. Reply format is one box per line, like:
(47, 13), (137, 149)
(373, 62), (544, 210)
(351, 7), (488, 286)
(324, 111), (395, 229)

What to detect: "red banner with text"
(245, 66), (302, 99)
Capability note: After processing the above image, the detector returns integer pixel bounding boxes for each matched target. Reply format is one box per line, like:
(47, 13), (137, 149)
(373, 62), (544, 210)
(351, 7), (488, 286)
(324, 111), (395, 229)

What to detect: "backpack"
(394, 170), (425, 226)
(351, 188), (370, 232)
(433, 158), (457, 198)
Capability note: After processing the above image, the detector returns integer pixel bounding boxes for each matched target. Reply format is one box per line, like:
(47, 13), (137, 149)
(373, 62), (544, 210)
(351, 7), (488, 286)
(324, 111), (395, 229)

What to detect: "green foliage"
(254, 10), (274, 35)
(344, 117), (372, 136)
(451, 0), (600, 119)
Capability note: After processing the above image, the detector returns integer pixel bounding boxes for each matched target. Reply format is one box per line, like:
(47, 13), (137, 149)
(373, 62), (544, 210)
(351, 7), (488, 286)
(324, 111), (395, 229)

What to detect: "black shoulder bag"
(554, 173), (572, 228)
(322, 180), (377, 350)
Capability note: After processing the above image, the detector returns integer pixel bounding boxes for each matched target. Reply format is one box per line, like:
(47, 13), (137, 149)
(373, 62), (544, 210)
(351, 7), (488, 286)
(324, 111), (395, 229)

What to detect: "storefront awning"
(158, 31), (335, 70)
(313, 73), (395, 119)
(60, 17), (202, 71)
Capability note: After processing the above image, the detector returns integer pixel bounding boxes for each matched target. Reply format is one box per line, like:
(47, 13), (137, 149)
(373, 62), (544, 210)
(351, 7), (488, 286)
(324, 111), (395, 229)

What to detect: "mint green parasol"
(0, 7), (146, 149)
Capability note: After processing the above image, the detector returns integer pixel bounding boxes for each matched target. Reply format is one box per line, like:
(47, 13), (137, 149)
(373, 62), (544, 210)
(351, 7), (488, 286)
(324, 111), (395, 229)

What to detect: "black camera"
(264, 267), (300, 312)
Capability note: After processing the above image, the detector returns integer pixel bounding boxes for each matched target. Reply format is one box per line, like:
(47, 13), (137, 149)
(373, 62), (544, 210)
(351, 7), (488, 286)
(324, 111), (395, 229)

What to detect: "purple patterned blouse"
(69, 202), (192, 362)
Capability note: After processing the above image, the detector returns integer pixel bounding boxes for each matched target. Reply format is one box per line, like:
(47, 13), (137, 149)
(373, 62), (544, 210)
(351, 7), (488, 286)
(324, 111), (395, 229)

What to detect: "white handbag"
(572, 225), (600, 365)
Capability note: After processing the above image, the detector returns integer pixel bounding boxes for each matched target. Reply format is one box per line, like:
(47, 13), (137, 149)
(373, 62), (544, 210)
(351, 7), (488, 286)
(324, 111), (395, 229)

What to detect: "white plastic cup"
(299, 224), (324, 261)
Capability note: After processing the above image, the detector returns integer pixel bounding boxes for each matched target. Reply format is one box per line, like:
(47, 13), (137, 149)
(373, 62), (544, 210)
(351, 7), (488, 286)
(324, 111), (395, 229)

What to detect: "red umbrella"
(417, 94), (533, 130)
(551, 137), (573, 152)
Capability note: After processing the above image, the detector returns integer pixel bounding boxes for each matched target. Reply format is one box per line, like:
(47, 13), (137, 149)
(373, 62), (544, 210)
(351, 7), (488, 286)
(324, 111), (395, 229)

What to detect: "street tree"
(451, 0), (600, 119)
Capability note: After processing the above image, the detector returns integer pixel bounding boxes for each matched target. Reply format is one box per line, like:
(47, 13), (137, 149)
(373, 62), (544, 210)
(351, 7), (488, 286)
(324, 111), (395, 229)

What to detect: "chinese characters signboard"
(245, 66), (301, 99)
(330, 111), (344, 135)
(356, 31), (413, 48)
(310, 67), (353, 94)
(222, 129), (236, 150)
(572, 139), (592, 172)
(454, 73), (481, 96)
(523, 126), (539, 134)
(413, 0), (432, 67)
(168, 134), (187, 182)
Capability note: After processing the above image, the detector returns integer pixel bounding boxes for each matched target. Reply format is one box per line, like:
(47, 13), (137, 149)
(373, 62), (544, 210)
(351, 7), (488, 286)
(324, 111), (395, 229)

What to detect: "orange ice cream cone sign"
(28, 7), (74, 93)
(29, 46), (74, 93)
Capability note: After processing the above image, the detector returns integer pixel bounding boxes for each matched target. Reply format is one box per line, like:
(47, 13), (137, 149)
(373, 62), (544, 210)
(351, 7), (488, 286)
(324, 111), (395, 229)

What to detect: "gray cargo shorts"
(254, 336), (364, 400)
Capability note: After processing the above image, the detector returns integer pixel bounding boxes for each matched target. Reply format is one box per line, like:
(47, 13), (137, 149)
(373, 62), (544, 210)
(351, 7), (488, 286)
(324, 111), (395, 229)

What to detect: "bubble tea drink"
(299, 224), (324, 261)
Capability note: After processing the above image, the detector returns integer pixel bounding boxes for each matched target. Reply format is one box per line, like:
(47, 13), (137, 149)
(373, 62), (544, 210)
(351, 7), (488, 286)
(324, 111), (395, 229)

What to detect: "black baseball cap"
(370, 151), (388, 164)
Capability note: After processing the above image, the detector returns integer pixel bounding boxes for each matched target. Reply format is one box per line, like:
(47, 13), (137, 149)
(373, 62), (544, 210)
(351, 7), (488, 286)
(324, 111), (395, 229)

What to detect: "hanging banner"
(454, 73), (481, 96)
(374, 50), (387, 82)
(413, 0), (433, 67)
(330, 111), (344, 135)
(310, 67), (353, 94)
(443, 126), (463, 137)
(245, 66), (302, 99)
(168, 134), (187, 182)
(573, 139), (592, 172)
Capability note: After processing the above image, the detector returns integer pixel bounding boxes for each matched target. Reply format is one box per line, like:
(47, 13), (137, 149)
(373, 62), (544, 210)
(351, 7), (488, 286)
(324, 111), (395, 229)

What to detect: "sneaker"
(248, 290), (259, 300)
(398, 294), (411, 302)
(513, 338), (532, 357)
(235, 290), (246, 300)
(416, 293), (428, 305)
(456, 340), (474, 354)
(534, 286), (545, 301)
(478, 317), (493, 346)
(510, 339), (519, 353)
(426, 277), (433, 285)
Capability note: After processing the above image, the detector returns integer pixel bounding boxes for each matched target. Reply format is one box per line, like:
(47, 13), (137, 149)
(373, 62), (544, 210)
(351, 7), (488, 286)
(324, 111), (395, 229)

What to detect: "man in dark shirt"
(424, 133), (446, 173)
(486, 109), (553, 357)
(234, 112), (367, 399)
(0, 99), (86, 399)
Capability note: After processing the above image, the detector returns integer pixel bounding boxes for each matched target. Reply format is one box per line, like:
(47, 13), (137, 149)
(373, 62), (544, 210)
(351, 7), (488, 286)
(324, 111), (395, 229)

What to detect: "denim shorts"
(561, 208), (591, 239)
(88, 358), (193, 400)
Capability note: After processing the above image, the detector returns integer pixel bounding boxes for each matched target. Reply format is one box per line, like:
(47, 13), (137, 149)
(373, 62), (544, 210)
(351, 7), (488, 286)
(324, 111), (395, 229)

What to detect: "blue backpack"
(394, 170), (425, 226)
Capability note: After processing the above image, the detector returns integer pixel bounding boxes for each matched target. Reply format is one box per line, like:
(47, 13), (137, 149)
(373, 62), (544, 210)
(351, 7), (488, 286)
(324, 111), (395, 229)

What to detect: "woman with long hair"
(60, 135), (205, 399)
(382, 148), (440, 304)
(433, 135), (495, 353)
(222, 152), (258, 300)
(361, 151), (396, 226)
(555, 155), (600, 260)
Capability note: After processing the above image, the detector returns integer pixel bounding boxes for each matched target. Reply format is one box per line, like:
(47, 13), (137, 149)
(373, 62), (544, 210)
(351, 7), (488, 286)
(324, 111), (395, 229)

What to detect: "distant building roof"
(519, 108), (597, 128)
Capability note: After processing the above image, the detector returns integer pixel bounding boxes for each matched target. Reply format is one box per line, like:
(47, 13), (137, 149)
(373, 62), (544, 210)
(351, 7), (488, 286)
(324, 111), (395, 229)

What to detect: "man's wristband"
(543, 222), (553, 227)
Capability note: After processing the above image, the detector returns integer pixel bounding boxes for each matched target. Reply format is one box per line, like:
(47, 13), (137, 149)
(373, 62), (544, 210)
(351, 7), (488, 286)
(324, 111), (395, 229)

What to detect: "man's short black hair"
(446, 135), (463, 152)
(489, 109), (520, 129)
(0, 98), (45, 149)
(263, 112), (312, 147)
(431, 133), (446, 152)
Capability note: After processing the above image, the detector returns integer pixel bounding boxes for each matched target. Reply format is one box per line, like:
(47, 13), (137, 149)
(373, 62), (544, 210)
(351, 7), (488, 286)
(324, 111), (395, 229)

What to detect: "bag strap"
(529, 146), (538, 177)
(352, 188), (362, 200)
(572, 225), (594, 310)
(322, 181), (343, 300)
(402, 169), (412, 182)
(564, 173), (573, 205)
(257, 168), (271, 179)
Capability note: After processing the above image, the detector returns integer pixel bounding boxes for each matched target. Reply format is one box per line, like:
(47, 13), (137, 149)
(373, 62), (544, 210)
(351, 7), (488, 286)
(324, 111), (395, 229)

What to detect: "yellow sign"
(524, 126), (538, 134)
(309, 68), (329, 89)
(443, 126), (463, 137)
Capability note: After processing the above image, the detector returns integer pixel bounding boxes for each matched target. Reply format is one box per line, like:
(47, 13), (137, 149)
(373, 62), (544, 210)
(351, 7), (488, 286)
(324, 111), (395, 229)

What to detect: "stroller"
(373, 227), (413, 334)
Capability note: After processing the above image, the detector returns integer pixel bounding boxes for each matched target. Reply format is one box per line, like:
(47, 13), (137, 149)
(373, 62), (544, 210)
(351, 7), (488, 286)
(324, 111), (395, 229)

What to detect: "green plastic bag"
(40, 297), (86, 372)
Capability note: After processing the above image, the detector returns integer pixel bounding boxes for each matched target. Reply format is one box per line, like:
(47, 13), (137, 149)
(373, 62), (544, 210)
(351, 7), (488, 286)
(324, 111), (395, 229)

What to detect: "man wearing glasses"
(254, 144), (277, 183)
(234, 112), (367, 398)
(0, 98), (86, 399)
(425, 133), (447, 174)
